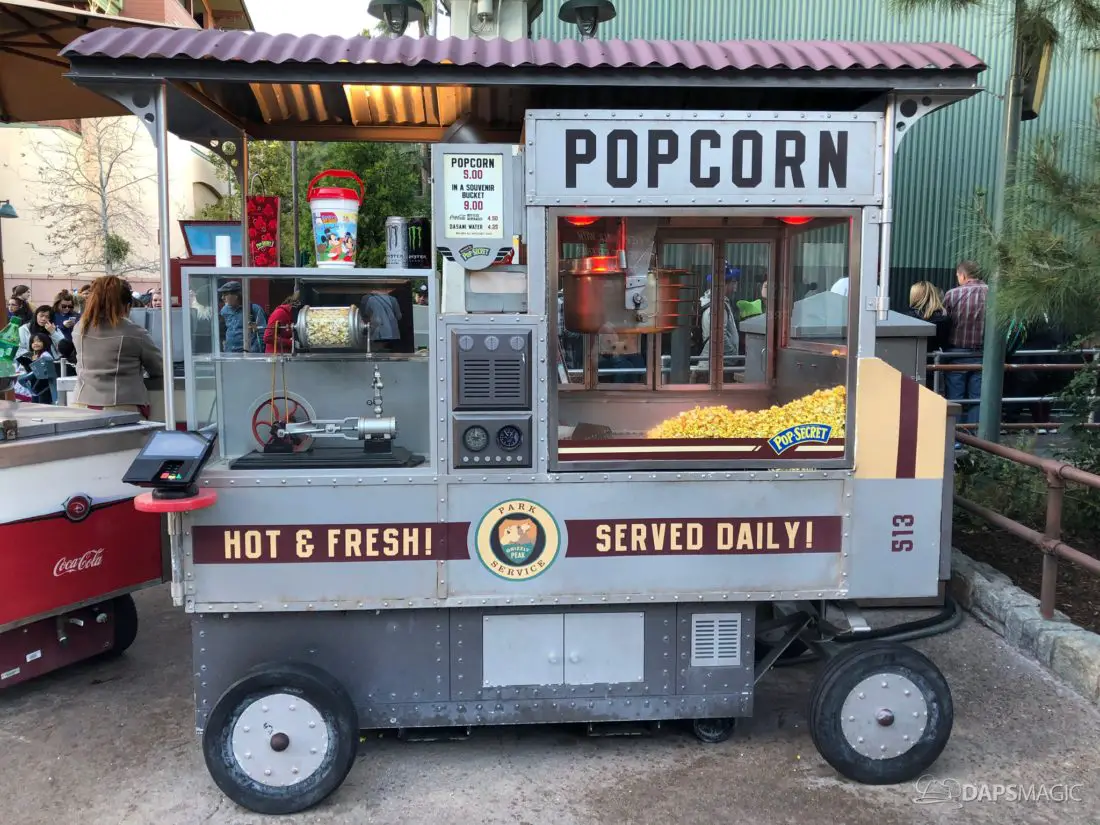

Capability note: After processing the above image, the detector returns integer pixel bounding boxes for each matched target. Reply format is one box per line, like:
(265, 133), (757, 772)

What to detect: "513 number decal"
(891, 514), (914, 553)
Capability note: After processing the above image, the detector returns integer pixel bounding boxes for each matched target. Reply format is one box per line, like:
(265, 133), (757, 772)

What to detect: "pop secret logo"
(53, 549), (105, 578)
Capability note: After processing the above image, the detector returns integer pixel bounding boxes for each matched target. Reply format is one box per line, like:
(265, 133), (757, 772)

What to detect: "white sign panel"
(442, 153), (505, 240)
(527, 111), (883, 205)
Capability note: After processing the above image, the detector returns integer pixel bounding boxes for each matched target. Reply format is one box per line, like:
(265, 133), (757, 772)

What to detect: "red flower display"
(246, 196), (280, 267)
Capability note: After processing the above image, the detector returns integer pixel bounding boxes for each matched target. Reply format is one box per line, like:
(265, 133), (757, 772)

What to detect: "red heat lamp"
(779, 216), (813, 225)
(565, 216), (600, 227)
(581, 255), (619, 273)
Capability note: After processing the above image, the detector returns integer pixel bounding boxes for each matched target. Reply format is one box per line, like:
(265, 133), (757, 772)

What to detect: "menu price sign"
(432, 144), (519, 271)
(442, 153), (505, 240)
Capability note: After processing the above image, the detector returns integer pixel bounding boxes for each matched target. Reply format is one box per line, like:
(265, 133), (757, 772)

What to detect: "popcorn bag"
(246, 195), (281, 267)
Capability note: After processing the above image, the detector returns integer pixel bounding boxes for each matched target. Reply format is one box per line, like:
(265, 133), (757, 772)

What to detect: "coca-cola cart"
(61, 18), (983, 816)
(0, 402), (165, 688)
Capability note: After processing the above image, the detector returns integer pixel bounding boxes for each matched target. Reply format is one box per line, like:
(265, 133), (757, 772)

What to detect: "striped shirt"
(943, 280), (988, 350)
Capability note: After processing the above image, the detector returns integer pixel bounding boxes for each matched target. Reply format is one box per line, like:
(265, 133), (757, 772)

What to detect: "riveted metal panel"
(676, 605), (755, 696)
(184, 485), (440, 609)
(482, 613), (563, 687)
(451, 605), (676, 702)
(563, 612), (646, 685)
(193, 605), (746, 732)
(191, 610), (450, 731)
(452, 330), (532, 410)
(445, 478), (848, 601)
(844, 479), (943, 599)
(525, 110), (884, 207)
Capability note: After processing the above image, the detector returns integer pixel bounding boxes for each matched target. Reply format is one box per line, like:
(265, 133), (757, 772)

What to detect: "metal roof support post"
(153, 84), (175, 431)
(291, 141), (300, 265)
(876, 95), (896, 322)
(239, 136), (250, 267)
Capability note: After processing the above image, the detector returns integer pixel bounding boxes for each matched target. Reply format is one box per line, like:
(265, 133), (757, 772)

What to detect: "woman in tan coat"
(72, 276), (163, 418)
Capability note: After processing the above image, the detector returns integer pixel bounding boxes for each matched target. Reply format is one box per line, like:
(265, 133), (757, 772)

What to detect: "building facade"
(0, 121), (226, 302)
(0, 0), (252, 305)
(533, 0), (1100, 306)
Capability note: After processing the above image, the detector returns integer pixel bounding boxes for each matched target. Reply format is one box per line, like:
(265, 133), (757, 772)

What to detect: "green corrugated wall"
(534, 0), (1100, 284)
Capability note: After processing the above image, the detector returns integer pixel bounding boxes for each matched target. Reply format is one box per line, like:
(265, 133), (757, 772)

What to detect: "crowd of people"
(900, 261), (989, 425)
(902, 261), (1083, 428)
(6, 279), (162, 413)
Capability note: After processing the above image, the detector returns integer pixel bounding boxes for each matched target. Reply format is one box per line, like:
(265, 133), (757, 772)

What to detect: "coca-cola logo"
(53, 549), (105, 578)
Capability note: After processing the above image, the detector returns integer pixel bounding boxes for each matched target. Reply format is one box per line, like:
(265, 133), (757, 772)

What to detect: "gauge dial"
(509, 335), (526, 352)
(497, 425), (523, 452)
(458, 335), (474, 352)
(484, 335), (500, 351)
(463, 425), (489, 452)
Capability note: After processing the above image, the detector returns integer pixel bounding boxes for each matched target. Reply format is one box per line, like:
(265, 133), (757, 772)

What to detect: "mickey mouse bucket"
(308, 170), (364, 268)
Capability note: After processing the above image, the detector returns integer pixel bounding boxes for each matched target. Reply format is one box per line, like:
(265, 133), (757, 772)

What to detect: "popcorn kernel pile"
(646, 386), (847, 440)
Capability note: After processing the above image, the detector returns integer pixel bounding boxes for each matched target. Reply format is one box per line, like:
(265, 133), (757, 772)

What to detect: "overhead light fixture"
(0, 200), (17, 219)
(564, 216), (599, 227)
(558, 0), (616, 39)
(367, 0), (425, 37)
(778, 216), (813, 225)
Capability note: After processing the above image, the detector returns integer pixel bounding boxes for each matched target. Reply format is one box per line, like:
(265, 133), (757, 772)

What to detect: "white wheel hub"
(839, 673), (928, 760)
(230, 692), (330, 787)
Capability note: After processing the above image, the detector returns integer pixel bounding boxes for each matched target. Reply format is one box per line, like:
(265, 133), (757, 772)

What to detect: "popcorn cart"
(62, 27), (984, 814)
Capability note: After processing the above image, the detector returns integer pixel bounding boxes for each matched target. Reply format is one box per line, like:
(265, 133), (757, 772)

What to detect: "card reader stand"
(124, 429), (218, 512)
(135, 488), (218, 513)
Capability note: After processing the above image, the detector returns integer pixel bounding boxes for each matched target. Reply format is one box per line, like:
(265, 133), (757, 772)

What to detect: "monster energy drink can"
(407, 216), (431, 270)
(385, 216), (408, 269)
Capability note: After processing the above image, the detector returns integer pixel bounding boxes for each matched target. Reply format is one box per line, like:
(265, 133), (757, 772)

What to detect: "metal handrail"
(954, 432), (1100, 619)
(932, 348), (1099, 360)
(929, 348), (1097, 422)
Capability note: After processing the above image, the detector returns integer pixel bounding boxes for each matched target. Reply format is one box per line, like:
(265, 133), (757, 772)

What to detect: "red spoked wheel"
(251, 396), (314, 452)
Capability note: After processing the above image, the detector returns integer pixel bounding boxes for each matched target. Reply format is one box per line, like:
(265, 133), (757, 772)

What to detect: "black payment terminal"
(123, 429), (217, 499)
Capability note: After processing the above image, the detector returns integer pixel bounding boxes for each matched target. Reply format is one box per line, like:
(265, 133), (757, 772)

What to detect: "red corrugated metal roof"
(62, 28), (985, 73)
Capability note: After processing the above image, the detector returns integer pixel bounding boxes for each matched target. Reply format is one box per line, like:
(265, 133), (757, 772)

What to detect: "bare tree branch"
(24, 116), (156, 276)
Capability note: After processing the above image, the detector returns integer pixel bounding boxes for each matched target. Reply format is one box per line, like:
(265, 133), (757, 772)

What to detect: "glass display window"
(552, 212), (858, 470)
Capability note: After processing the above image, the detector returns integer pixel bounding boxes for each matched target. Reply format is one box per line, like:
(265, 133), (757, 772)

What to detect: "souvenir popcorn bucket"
(308, 169), (364, 268)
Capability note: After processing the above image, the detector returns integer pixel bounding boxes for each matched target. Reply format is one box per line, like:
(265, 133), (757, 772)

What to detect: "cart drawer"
(481, 611), (646, 687)
(564, 612), (645, 685)
(482, 613), (562, 687)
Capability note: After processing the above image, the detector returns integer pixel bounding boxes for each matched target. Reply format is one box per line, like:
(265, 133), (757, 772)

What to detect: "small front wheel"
(98, 594), (139, 659)
(691, 717), (736, 744)
(110, 594), (139, 654)
(809, 642), (952, 785)
(202, 661), (359, 815)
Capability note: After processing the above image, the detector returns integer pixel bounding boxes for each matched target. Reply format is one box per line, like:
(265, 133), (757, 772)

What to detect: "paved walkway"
(1, 586), (1098, 825)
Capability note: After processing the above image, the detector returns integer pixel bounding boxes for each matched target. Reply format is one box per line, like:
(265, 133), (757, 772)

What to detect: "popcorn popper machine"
(62, 27), (984, 815)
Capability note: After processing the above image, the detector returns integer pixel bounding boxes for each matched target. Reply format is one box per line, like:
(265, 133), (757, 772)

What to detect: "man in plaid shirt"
(942, 260), (988, 424)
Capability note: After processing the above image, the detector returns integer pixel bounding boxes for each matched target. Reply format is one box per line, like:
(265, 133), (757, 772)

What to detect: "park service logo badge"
(474, 499), (561, 582)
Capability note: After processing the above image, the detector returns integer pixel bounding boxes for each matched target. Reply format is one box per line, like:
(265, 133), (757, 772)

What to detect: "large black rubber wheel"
(202, 661), (359, 815)
(99, 594), (139, 658)
(809, 642), (952, 785)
